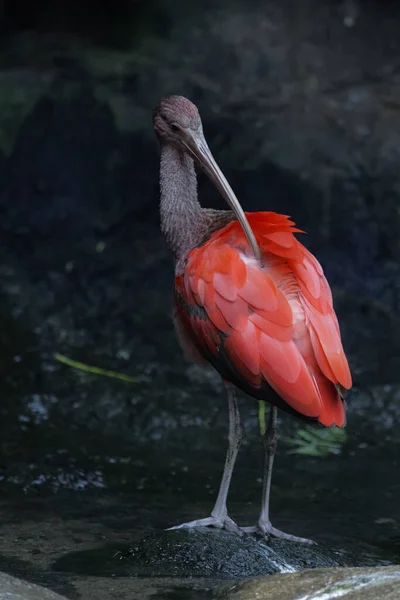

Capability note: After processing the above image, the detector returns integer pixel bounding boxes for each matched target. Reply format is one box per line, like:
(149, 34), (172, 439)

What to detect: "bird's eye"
(171, 123), (180, 132)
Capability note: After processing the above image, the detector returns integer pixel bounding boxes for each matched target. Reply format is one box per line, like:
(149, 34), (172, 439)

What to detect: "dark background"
(1, 0), (400, 477)
(0, 2), (399, 596)
(0, 0), (399, 483)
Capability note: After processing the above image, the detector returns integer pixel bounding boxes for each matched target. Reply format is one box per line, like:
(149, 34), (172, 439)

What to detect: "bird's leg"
(167, 384), (243, 534)
(242, 405), (315, 544)
(209, 384), (242, 527)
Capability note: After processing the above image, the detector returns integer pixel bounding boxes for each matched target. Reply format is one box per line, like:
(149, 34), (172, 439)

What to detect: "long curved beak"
(184, 130), (261, 261)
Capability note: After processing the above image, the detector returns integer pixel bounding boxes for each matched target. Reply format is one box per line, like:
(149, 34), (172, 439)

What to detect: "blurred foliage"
(283, 426), (347, 457)
(54, 353), (137, 383)
(258, 400), (266, 435)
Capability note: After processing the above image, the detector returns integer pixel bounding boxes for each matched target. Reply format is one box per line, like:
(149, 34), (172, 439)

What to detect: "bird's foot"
(242, 520), (315, 544)
(167, 514), (243, 536)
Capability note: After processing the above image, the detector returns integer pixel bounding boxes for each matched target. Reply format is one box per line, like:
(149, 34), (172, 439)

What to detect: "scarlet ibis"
(153, 95), (352, 543)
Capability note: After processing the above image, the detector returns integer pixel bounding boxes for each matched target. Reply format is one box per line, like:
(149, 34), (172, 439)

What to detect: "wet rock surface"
(216, 566), (400, 600)
(0, 1), (400, 599)
(0, 572), (68, 600)
(53, 529), (353, 579)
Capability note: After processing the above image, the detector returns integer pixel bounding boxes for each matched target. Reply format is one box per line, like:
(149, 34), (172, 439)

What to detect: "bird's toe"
(166, 516), (218, 530)
(242, 521), (315, 544)
(167, 514), (243, 535)
(266, 525), (316, 544)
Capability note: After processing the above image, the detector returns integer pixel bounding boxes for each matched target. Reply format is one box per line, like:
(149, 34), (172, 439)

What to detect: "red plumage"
(174, 212), (351, 427)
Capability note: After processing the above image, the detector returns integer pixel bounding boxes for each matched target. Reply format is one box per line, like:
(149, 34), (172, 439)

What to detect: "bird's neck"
(159, 143), (205, 262)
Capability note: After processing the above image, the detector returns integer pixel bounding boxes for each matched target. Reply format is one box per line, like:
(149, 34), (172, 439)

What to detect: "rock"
(0, 571), (67, 600)
(53, 529), (362, 579)
(216, 565), (400, 599)
(129, 530), (352, 578)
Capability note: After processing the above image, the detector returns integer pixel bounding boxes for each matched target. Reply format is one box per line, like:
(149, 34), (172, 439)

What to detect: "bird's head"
(153, 95), (202, 146)
(153, 96), (225, 187)
(153, 95), (261, 260)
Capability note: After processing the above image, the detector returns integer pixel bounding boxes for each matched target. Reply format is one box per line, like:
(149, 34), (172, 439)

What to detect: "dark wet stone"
(122, 529), (377, 578)
(0, 571), (67, 600)
(215, 565), (400, 600)
(53, 529), (360, 579)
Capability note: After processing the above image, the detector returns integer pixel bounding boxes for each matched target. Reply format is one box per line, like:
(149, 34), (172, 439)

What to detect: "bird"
(153, 95), (352, 544)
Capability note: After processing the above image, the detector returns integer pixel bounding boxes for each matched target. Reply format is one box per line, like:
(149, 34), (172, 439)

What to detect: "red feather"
(174, 212), (351, 427)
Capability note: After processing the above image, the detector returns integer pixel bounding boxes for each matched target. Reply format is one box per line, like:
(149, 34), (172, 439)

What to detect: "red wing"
(174, 212), (351, 427)
(290, 245), (352, 390)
